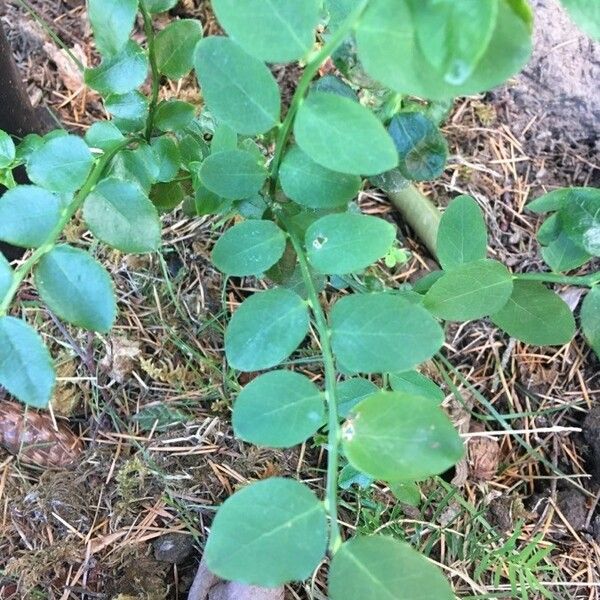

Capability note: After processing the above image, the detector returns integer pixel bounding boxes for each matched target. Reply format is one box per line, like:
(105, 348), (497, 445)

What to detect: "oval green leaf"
(194, 37), (281, 135)
(200, 149), (267, 200)
(559, 188), (600, 256)
(105, 91), (149, 133)
(83, 177), (161, 253)
(34, 245), (117, 332)
(155, 19), (203, 80)
(0, 255), (13, 301)
(279, 145), (361, 209)
(225, 288), (309, 371)
(424, 259), (514, 321)
(560, 0), (600, 40)
(141, 0), (178, 13)
(337, 377), (379, 419)
(151, 136), (182, 183)
(541, 232), (591, 273)
(88, 0), (137, 58)
(330, 293), (444, 374)
(389, 370), (445, 406)
(205, 478), (327, 586)
(329, 536), (455, 600)
(233, 370), (324, 447)
(582, 287), (600, 359)
(154, 100), (196, 132)
(490, 280), (576, 346)
(0, 130), (16, 168)
(85, 121), (125, 152)
(342, 391), (464, 481)
(212, 219), (286, 276)
(305, 213), (396, 275)
(212, 0), (320, 63)
(0, 185), (63, 248)
(294, 92), (398, 176)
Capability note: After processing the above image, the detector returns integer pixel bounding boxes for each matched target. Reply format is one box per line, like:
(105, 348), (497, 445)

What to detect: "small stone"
(557, 489), (588, 531)
(152, 533), (194, 564)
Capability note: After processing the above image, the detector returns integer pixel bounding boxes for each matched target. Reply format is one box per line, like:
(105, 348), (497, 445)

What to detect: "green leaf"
(305, 213), (396, 275)
(559, 188), (600, 256)
(389, 481), (421, 506)
(27, 134), (93, 193)
(0, 255), (13, 300)
(0, 185), (63, 248)
(560, 0), (600, 40)
(356, 0), (532, 101)
(155, 19), (203, 80)
(192, 182), (231, 216)
(150, 181), (185, 212)
(212, 219), (286, 276)
(194, 37), (281, 135)
(424, 259), (514, 321)
(199, 149), (267, 200)
(294, 92), (398, 175)
(527, 188), (574, 214)
(339, 464), (374, 490)
(388, 112), (448, 181)
(280, 145), (361, 209)
(132, 404), (190, 431)
(110, 144), (159, 193)
(225, 288), (309, 371)
(329, 536), (455, 600)
(150, 136), (181, 182)
(541, 233), (591, 273)
(581, 287), (600, 358)
(389, 371), (444, 406)
(537, 213), (561, 246)
(141, 0), (178, 13)
(34, 245), (117, 332)
(15, 134), (44, 163)
(412, 0), (498, 85)
(211, 123), (237, 154)
(83, 177), (161, 253)
(330, 293), (444, 374)
(0, 316), (55, 408)
(154, 100), (195, 132)
(341, 391), (464, 481)
(413, 270), (444, 294)
(437, 195), (487, 269)
(337, 377), (379, 419)
(233, 370), (324, 447)
(85, 121), (125, 152)
(88, 0), (138, 58)
(105, 91), (149, 132)
(212, 0), (320, 63)
(0, 129), (16, 168)
(85, 41), (148, 96)
(490, 280), (576, 346)
(312, 74), (357, 101)
(205, 477), (327, 586)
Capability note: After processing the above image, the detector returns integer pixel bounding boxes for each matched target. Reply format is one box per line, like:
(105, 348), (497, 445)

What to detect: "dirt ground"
(0, 1), (599, 599)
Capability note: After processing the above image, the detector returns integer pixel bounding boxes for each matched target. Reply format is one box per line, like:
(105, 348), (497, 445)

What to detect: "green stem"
(268, 0), (369, 195)
(514, 271), (600, 288)
(141, 6), (160, 141)
(288, 231), (342, 554)
(0, 139), (131, 315)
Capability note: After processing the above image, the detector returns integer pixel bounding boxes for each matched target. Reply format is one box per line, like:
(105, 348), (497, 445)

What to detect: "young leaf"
(490, 280), (576, 346)
(212, 219), (286, 276)
(27, 134), (93, 193)
(225, 288), (309, 371)
(155, 19), (203, 80)
(437, 195), (487, 270)
(141, 0), (178, 13)
(337, 377), (379, 419)
(34, 245), (117, 332)
(423, 259), (514, 321)
(0, 316), (55, 409)
(85, 41), (149, 96)
(233, 370), (324, 447)
(581, 287), (600, 358)
(212, 0), (320, 63)
(388, 112), (448, 181)
(305, 213), (396, 275)
(154, 100), (195, 132)
(205, 478), (327, 586)
(85, 121), (125, 152)
(411, 0), (498, 85)
(329, 536), (455, 600)
(88, 0), (138, 58)
(330, 293), (444, 374)
(211, 123), (237, 154)
(0, 186), (63, 248)
(541, 233), (591, 273)
(105, 91), (149, 132)
(279, 145), (361, 209)
(558, 188), (600, 256)
(389, 481), (421, 506)
(199, 149), (267, 200)
(15, 134), (44, 163)
(83, 178), (161, 253)
(413, 270), (444, 294)
(294, 92), (398, 175)
(341, 392), (464, 481)
(150, 136), (181, 182)
(194, 37), (281, 135)
(355, 0), (532, 101)
(0, 255), (13, 300)
(0, 129), (16, 168)
(389, 371), (445, 406)
(560, 0), (600, 40)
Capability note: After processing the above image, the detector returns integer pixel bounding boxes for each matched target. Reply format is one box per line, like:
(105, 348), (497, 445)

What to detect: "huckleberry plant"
(0, 0), (599, 596)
